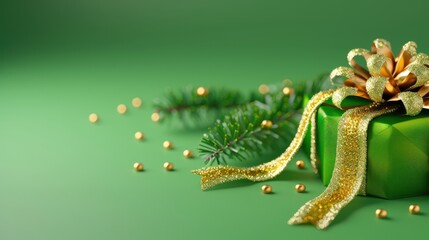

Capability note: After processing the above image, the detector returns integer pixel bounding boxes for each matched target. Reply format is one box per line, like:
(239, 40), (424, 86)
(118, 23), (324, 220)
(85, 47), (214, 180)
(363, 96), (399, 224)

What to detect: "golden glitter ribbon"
(288, 102), (399, 229)
(193, 39), (429, 229)
(192, 90), (335, 190)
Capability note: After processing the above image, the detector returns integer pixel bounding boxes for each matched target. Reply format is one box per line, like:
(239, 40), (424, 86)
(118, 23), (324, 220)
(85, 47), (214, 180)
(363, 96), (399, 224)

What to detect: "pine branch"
(152, 86), (252, 125)
(199, 75), (331, 165)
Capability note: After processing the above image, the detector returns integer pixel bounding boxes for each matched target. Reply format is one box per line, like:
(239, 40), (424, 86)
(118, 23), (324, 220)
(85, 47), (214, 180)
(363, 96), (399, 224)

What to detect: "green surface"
(1, 0), (429, 239)
(312, 102), (429, 199)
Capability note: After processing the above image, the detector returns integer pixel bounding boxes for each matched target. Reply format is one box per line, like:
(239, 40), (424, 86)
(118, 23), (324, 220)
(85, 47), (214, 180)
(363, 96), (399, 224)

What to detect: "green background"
(1, 0), (428, 239)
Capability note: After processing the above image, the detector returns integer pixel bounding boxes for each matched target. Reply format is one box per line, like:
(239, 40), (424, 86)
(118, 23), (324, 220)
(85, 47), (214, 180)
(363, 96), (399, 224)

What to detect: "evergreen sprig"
(152, 86), (253, 125)
(152, 75), (330, 165)
(199, 76), (330, 164)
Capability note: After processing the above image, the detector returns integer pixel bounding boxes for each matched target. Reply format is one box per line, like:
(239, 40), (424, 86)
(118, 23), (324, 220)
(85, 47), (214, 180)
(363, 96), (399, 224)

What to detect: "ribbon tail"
(288, 102), (399, 229)
(309, 110), (319, 174)
(192, 90), (335, 190)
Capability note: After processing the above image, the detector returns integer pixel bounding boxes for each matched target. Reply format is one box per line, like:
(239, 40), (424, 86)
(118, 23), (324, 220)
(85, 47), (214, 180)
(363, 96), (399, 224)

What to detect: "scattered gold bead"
(163, 141), (173, 149)
(296, 160), (305, 169)
(375, 209), (388, 218)
(117, 104), (127, 114)
(196, 87), (209, 96)
(409, 204), (421, 214)
(282, 87), (294, 95)
(295, 184), (306, 193)
(151, 112), (160, 122)
(133, 162), (144, 171)
(89, 113), (98, 123)
(260, 120), (273, 128)
(183, 149), (193, 158)
(134, 131), (145, 140)
(132, 97), (142, 108)
(261, 184), (272, 194)
(163, 162), (174, 171)
(258, 84), (270, 95)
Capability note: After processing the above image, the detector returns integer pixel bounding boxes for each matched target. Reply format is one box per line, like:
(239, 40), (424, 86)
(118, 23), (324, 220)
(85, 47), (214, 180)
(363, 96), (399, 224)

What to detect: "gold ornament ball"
(133, 162), (144, 171)
(117, 104), (127, 114)
(163, 162), (174, 171)
(261, 120), (273, 128)
(409, 204), (421, 214)
(89, 113), (99, 123)
(151, 112), (160, 122)
(282, 87), (294, 96)
(375, 209), (388, 218)
(135, 131), (145, 140)
(183, 149), (193, 158)
(132, 97), (142, 108)
(295, 184), (306, 193)
(196, 87), (209, 96)
(261, 184), (272, 194)
(163, 141), (173, 149)
(258, 84), (270, 95)
(296, 160), (305, 169)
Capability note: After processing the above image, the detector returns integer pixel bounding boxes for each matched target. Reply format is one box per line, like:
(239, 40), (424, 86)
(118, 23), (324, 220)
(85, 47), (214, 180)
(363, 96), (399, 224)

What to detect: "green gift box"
(303, 97), (429, 199)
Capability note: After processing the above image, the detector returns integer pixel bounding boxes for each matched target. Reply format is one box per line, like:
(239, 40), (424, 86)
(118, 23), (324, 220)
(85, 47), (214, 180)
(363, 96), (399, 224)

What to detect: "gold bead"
(134, 131), (145, 140)
(196, 87), (209, 96)
(409, 204), (421, 214)
(133, 162), (144, 171)
(183, 149), (193, 158)
(296, 160), (305, 169)
(89, 113), (98, 123)
(258, 84), (270, 95)
(282, 87), (294, 96)
(375, 209), (388, 218)
(295, 184), (306, 193)
(163, 162), (174, 171)
(163, 141), (173, 149)
(132, 97), (142, 108)
(117, 104), (127, 114)
(151, 112), (160, 122)
(261, 184), (272, 194)
(260, 120), (273, 128)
